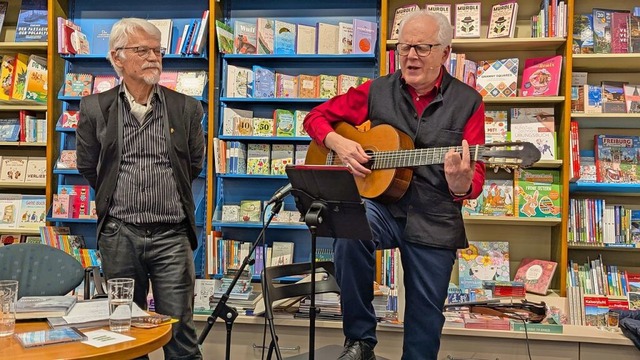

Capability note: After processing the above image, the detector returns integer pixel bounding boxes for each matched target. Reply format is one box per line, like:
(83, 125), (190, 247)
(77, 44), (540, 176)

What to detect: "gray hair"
(398, 10), (453, 47)
(106, 18), (162, 77)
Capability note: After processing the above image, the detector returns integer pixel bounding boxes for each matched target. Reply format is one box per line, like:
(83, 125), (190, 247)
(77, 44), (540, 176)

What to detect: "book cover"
(298, 74), (319, 98)
(623, 84), (640, 113)
(611, 12), (630, 54)
(271, 241), (295, 266)
(225, 65), (252, 98)
(215, 20), (234, 54)
(296, 24), (316, 55)
(158, 71), (178, 90)
(294, 110), (309, 138)
(426, 4), (452, 24)
(56, 150), (77, 170)
(510, 107), (556, 160)
(601, 81), (627, 113)
(337, 74), (359, 95)
(147, 19), (173, 53)
(628, 292), (640, 310)
(252, 66), (275, 98)
(514, 169), (561, 218)
(222, 107), (253, 136)
(15, 0), (48, 42)
(24, 158), (46, 184)
(475, 58), (519, 98)
(487, 1), (517, 39)
(0, 194), (22, 228)
(175, 71), (207, 97)
(63, 73), (93, 97)
(483, 110), (507, 144)
(0, 55), (16, 101)
(91, 75), (118, 94)
(461, 194), (485, 216)
(390, 4), (420, 40)
(0, 156), (28, 183)
(246, 143), (271, 175)
(256, 18), (274, 55)
(275, 73), (298, 98)
(0, 2), (7, 37)
(316, 23), (339, 54)
(583, 295), (608, 326)
(11, 53), (29, 100)
(51, 194), (70, 219)
(239, 200), (261, 222)
(578, 153), (596, 183)
(572, 14), (594, 54)
(273, 109), (295, 137)
(585, 84), (602, 113)
(520, 55), (562, 97)
(61, 111), (79, 128)
(352, 19), (377, 55)
(23, 55), (47, 103)
(273, 20), (296, 55)
(270, 144), (294, 175)
(455, 2), (481, 38)
(594, 134), (640, 183)
(457, 241), (510, 290)
(14, 327), (86, 348)
(232, 117), (253, 136)
(318, 74), (337, 99)
(252, 118), (274, 137)
(221, 204), (240, 222)
(16, 295), (77, 319)
(234, 20), (257, 55)
(0, 119), (20, 141)
(592, 9), (612, 54)
(513, 258), (558, 295)
(338, 22), (353, 54)
(631, 11), (640, 53)
(481, 179), (514, 216)
(92, 23), (112, 55)
(295, 144), (309, 165)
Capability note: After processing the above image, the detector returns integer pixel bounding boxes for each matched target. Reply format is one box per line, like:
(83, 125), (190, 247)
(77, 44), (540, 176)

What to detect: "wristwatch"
(451, 188), (471, 197)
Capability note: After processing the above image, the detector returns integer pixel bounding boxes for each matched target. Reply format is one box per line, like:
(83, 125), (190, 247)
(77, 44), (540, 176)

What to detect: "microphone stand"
(198, 200), (284, 360)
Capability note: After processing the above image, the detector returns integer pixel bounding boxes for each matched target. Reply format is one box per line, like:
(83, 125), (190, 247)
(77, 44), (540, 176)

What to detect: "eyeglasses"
(117, 46), (166, 58)
(396, 43), (441, 57)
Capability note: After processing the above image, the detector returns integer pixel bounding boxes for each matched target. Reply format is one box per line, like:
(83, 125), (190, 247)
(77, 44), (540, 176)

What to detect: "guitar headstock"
(479, 142), (542, 170)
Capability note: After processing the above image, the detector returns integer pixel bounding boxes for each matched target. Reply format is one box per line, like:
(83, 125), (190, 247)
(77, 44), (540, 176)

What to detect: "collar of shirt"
(403, 67), (444, 116)
(120, 83), (161, 122)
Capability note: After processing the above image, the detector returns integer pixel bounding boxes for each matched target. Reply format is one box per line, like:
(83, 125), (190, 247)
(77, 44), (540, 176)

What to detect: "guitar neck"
(370, 145), (484, 170)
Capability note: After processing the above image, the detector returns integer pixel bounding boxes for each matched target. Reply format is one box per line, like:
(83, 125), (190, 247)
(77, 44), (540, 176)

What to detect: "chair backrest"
(0, 243), (85, 298)
(261, 261), (340, 319)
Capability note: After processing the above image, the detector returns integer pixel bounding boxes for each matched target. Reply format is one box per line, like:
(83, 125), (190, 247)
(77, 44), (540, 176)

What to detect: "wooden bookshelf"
(387, 37), (566, 52)
(572, 54), (640, 72)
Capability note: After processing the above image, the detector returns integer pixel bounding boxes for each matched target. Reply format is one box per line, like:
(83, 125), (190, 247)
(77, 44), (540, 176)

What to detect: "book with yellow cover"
(10, 53), (29, 100)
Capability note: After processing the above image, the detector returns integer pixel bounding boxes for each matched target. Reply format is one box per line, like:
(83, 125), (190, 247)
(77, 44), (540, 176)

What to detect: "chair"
(84, 266), (108, 299)
(262, 261), (345, 360)
(0, 243), (85, 299)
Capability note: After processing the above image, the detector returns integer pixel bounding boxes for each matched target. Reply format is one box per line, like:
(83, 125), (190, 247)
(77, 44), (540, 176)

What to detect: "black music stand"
(284, 164), (372, 360)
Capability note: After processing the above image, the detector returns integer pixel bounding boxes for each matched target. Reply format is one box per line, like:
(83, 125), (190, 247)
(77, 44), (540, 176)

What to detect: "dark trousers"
(98, 217), (202, 360)
(334, 200), (456, 360)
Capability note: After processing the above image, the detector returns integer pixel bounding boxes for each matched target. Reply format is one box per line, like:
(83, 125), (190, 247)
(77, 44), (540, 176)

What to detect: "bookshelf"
(47, 0), (213, 275)
(210, 0), (379, 279)
(0, 1), (50, 238)
(383, 0), (569, 293)
(566, 0), (640, 288)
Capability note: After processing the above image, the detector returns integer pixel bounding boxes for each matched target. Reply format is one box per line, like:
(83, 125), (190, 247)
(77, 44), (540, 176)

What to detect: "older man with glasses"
(304, 10), (486, 360)
(76, 18), (205, 359)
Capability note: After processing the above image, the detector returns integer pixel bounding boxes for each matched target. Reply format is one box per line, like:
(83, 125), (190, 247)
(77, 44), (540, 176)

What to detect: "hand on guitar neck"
(323, 131), (372, 178)
(444, 139), (475, 195)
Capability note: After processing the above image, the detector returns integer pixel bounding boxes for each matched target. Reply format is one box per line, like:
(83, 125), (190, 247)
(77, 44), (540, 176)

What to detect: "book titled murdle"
(16, 295), (77, 319)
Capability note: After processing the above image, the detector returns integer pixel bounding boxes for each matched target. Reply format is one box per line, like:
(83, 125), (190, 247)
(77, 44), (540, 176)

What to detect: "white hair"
(106, 18), (162, 77)
(398, 10), (453, 47)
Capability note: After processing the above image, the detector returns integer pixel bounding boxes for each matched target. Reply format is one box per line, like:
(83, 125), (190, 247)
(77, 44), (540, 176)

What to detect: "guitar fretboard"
(327, 145), (486, 170)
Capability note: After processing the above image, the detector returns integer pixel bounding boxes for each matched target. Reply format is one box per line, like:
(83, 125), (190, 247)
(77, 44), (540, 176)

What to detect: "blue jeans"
(334, 200), (456, 360)
(98, 217), (203, 360)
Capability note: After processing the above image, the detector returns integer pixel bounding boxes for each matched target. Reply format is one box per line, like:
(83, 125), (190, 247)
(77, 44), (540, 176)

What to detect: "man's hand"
(324, 132), (371, 178)
(444, 140), (475, 195)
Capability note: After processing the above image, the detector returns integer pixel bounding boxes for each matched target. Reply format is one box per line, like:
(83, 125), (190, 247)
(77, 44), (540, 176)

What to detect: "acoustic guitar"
(305, 122), (541, 203)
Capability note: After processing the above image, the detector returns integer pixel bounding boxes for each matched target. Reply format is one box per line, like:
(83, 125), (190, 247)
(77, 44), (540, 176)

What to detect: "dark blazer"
(76, 86), (205, 250)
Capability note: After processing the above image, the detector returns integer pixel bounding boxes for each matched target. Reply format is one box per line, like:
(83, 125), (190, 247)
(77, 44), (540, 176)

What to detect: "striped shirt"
(108, 84), (185, 224)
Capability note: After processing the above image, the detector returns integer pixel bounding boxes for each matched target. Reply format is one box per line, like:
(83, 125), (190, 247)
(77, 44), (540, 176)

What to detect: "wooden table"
(0, 320), (172, 360)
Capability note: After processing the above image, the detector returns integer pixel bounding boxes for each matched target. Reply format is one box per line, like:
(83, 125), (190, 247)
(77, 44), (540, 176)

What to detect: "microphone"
(267, 183), (292, 205)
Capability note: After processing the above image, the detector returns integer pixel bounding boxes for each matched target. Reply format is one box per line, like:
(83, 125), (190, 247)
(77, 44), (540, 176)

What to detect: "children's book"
(215, 20), (234, 54)
(257, 18), (274, 55)
(234, 20), (257, 55)
(239, 200), (261, 222)
(513, 258), (557, 295)
(273, 20), (296, 55)
(338, 22), (353, 54)
(520, 55), (562, 97)
(390, 4), (420, 40)
(270, 241), (295, 266)
(61, 111), (79, 128)
(316, 23), (339, 54)
(0, 119), (20, 141)
(296, 24), (316, 55)
(17, 195), (45, 229)
(510, 107), (556, 160)
(92, 75), (118, 94)
(514, 169), (561, 218)
(63, 73), (93, 97)
(457, 241), (510, 290)
(0, 157), (28, 183)
(24, 55), (47, 103)
(481, 179), (513, 216)
(483, 110), (507, 144)
(252, 66), (275, 98)
(352, 19), (377, 55)
(24, 157), (46, 184)
(594, 134), (640, 183)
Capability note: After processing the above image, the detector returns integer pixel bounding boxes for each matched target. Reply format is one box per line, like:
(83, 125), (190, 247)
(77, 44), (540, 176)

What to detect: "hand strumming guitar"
(324, 131), (371, 178)
(444, 140), (476, 195)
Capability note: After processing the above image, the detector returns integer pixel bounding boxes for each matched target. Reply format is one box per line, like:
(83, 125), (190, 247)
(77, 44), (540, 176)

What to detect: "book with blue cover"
(15, 0), (48, 42)
(92, 23), (113, 55)
(252, 66), (275, 98)
(0, 119), (20, 141)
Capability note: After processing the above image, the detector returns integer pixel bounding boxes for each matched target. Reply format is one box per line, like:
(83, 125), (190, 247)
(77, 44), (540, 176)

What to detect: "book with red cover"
(520, 55), (562, 97)
(513, 258), (558, 295)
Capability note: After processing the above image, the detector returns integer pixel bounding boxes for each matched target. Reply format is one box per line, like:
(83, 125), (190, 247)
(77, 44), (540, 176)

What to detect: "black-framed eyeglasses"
(396, 43), (441, 56)
(116, 46), (166, 58)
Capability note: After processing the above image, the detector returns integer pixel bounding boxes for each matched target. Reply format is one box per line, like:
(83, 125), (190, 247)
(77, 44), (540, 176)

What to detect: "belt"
(106, 216), (186, 234)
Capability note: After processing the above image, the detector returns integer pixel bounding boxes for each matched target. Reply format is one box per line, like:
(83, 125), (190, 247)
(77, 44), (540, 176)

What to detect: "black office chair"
(262, 261), (346, 360)
(0, 243), (85, 298)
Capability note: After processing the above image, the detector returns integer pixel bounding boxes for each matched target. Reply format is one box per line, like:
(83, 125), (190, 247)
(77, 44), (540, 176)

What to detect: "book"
(273, 20), (296, 55)
(92, 75), (118, 94)
(63, 73), (93, 97)
(573, 14), (594, 54)
(481, 179), (513, 216)
(296, 24), (316, 55)
(0, 55), (16, 101)
(352, 19), (377, 55)
(510, 107), (556, 160)
(17, 195), (46, 228)
(270, 241), (295, 266)
(252, 66), (275, 98)
(601, 81), (627, 113)
(0, 2), (7, 37)
(514, 169), (561, 218)
(14, 327), (86, 348)
(0, 156), (28, 183)
(475, 58), (519, 97)
(426, 4), (452, 24)
(338, 22), (353, 54)
(457, 241), (510, 290)
(15, 0), (48, 42)
(239, 200), (261, 222)
(611, 11), (630, 54)
(390, 4), (420, 40)
(175, 71), (207, 97)
(48, 299), (148, 329)
(0, 119), (20, 141)
(624, 84), (640, 113)
(520, 55), (562, 97)
(92, 23), (112, 55)
(215, 20), (234, 54)
(234, 20), (257, 55)
(592, 9), (612, 53)
(483, 110), (507, 143)
(316, 23), (339, 54)
(594, 134), (640, 183)
(487, 1), (517, 39)
(15, 295), (77, 319)
(257, 18), (274, 55)
(147, 19), (173, 53)
(23, 55), (47, 103)
(455, 2), (481, 38)
(513, 258), (558, 295)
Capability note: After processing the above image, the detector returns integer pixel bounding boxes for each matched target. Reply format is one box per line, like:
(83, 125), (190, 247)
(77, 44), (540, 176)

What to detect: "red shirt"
(304, 68), (485, 201)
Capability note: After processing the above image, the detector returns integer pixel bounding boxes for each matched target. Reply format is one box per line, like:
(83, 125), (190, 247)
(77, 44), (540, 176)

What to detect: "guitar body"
(305, 122), (415, 203)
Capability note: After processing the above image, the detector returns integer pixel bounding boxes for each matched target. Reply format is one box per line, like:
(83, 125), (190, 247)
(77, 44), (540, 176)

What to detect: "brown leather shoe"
(337, 339), (376, 360)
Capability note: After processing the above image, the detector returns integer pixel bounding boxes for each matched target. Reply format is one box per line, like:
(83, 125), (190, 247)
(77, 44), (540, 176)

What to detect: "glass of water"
(107, 278), (135, 332)
(0, 280), (18, 337)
